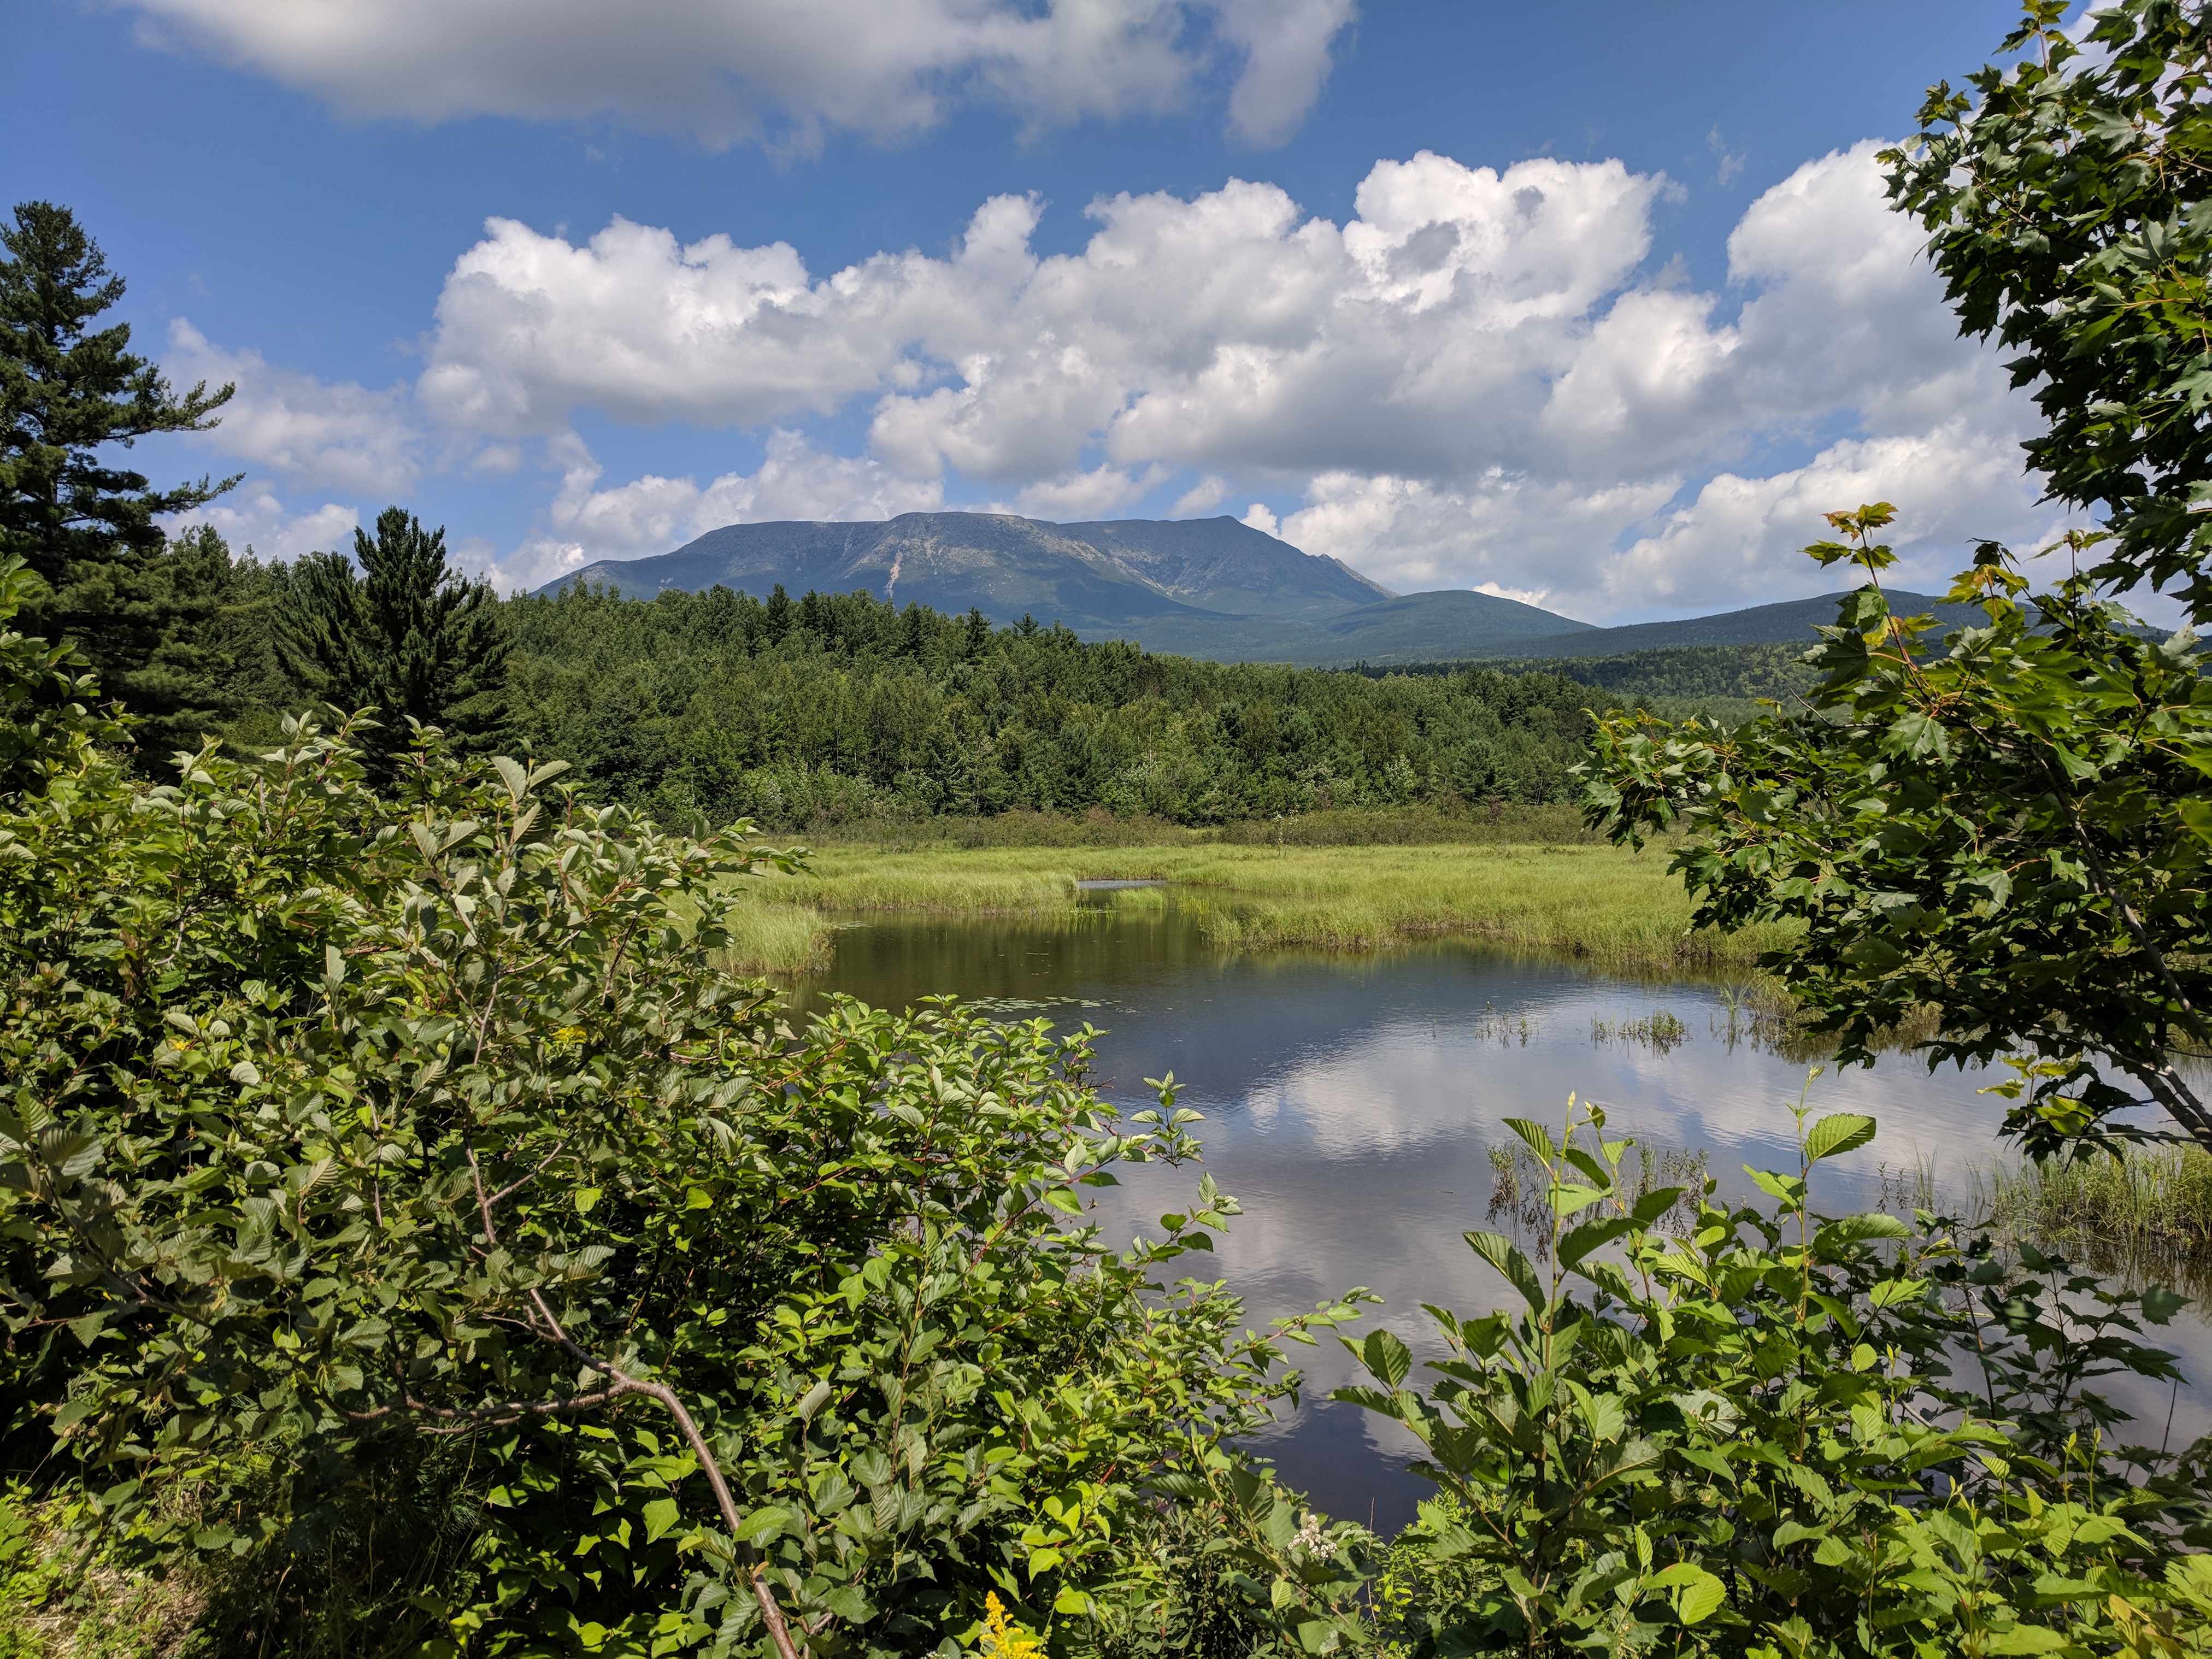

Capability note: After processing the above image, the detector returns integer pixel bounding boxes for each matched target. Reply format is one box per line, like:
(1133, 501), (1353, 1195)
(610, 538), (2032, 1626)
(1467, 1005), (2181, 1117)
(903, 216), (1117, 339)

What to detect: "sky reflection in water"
(781, 899), (2210, 1532)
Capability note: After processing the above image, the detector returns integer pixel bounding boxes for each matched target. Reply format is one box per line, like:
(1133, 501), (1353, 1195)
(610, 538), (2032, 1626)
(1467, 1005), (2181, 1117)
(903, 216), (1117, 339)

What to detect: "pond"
(777, 895), (2212, 1532)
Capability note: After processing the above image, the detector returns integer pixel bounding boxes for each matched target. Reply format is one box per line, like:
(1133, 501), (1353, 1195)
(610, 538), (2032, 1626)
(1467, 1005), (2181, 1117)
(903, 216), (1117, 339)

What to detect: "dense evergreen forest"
(1376, 641), (1817, 704)
(205, 549), (1649, 828)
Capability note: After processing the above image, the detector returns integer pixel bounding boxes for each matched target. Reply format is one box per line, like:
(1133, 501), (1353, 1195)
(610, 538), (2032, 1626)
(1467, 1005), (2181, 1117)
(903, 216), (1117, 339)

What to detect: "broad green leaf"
(732, 1505), (789, 1545)
(1557, 1217), (1633, 1268)
(1814, 1213), (1910, 1250)
(1359, 1329), (1413, 1390)
(1804, 1114), (1876, 1164)
(2142, 1285), (2191, 1325)
(641, 1498), (681, 1543)
(1464, 1230), (1547, 1312)
(1629, 1186), (1685, 1225)
(1503, 1118), (1557, 1164)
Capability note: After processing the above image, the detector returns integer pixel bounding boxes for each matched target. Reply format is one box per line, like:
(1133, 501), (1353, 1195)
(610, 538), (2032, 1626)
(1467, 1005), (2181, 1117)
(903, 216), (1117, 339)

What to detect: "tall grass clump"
(1988, 1143), (2212, 1257)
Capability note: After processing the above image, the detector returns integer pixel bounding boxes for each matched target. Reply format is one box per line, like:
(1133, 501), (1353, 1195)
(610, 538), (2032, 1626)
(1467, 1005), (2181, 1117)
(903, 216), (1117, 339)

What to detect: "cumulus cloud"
(407, 137), (2039, 614)
(1170, 474), (1230, 517)
(117, 0), (1353, 150)
(421, 154), (1672, 485)
(497, 430), (944, 592)
(165, 320), (421, 495)
(1214, 0), (1357, 146)
(168, 487), (361, 563)
(166, 134), (2059, 616)
(1012, 463), (1165, 520)
(1607, 425), (2073, 609)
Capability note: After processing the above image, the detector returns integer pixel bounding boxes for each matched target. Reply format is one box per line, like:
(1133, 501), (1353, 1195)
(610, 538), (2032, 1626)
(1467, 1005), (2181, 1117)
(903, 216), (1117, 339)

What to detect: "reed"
(725, 839), (1798, 978)
(1986, 1144), (2212, 1256)
(707, 892), (837, 975)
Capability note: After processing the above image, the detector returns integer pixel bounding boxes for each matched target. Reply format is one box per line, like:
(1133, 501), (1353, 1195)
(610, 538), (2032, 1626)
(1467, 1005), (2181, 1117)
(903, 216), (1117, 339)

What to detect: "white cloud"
(165, 320), (421, 495)
(420, 153), (1673, 488)
(1280, 470), (1682, 611)
(117, 0), (1353, 150)
(496, 430), (944, 592)
(1013, 463), (1164, 520)
(1213, 0), (1357, 146)
(181, 137), (2054, 618)
(1607, 424), (2074, 610)
(167, 486), (361, 563)
(1239, 502), (1280, 537)
(1170, 474), (1230, 517)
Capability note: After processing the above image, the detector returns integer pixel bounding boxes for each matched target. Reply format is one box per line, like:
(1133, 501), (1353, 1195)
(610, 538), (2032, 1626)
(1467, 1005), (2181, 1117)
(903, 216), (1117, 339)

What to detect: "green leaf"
(1503, 1118), (1556, 1163)
(1629, 1186), (1685, 1225)
(1984, 1628), (2069, 1654)
(1546, 1183), (1608, 1216)
(1359, 1329), (1413, 1390)
(1814, 1213), (1910, 1249)
(640, 1498), (681, 1543)
(1464, 1230), (1547, 1311)
(732, 1505), (789, 1545)
(1652, 1563), (1726, 1626)
(2142, 1285), (2191, 1325)
(1558, 1217), (1633, 1267)
(1804, 1114), (1876, 1164)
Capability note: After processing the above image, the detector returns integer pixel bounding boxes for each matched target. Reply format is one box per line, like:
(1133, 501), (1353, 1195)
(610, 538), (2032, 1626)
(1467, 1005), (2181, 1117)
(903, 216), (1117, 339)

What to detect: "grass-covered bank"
(720, 830), (1798, 978)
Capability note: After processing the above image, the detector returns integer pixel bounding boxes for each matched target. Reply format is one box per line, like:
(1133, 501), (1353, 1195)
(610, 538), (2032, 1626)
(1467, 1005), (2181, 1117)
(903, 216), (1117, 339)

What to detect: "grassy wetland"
(717, 810), (1800, 979)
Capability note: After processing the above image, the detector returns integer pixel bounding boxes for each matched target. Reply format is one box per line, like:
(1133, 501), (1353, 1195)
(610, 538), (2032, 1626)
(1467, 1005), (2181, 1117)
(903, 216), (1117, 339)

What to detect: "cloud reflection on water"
(792, 903), (2212, 1531)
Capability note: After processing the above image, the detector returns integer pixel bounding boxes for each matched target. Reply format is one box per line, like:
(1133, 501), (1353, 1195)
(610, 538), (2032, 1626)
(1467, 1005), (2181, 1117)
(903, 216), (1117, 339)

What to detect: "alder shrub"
(0, 555), (1366, 1657)
(1583, 511), (2212, 1156)
(1336, 1096), (2212, 1657)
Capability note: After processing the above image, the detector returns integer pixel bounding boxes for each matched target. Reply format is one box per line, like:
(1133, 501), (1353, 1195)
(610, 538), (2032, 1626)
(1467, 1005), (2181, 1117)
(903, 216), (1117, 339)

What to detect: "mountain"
(1487, 590), (1981, 660)
(539, 512), (1983, 666)
(542, 512), (1395, 629)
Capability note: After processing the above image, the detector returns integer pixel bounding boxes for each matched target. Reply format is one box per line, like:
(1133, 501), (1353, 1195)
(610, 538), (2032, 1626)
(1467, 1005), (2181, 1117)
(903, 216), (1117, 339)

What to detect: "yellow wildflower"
(976, 1591), (1045, 1659)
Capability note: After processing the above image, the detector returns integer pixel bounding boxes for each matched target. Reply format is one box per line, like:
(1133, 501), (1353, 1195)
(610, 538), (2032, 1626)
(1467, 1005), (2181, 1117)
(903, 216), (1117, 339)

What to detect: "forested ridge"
(208, 558), (1636, 827)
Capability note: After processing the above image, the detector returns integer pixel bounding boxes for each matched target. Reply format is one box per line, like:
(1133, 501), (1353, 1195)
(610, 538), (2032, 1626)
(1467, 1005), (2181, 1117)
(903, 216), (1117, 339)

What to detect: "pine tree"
(0, 202), (238, 760)
(279, 506), (509, 763)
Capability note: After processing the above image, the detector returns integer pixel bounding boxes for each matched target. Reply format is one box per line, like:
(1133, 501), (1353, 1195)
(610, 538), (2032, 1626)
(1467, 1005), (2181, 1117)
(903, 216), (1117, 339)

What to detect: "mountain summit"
(539, 511), (1600, 659)
(545, 511), (1392, 623)
(539, 513), (1941, 666)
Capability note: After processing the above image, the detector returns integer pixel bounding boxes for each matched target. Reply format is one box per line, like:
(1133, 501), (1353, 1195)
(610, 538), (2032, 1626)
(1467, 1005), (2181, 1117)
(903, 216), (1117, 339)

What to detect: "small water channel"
(777, 894), (2212, 1532)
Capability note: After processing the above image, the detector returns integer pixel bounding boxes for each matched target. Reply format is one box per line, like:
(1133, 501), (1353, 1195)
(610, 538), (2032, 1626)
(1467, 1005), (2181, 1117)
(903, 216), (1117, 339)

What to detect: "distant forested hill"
(497, 582), (1659, 828)
(1373, 643), (1819, 704)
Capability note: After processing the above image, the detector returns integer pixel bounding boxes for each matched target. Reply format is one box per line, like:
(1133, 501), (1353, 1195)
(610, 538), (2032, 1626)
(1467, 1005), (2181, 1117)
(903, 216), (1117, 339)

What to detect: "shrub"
(1339, 1095), (2212, 1657)
(0, 556), (1365, 1657)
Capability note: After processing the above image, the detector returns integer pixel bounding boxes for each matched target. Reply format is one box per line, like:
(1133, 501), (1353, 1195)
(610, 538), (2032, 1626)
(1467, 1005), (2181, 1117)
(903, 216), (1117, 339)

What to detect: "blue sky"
(5, 1), (2080, 621)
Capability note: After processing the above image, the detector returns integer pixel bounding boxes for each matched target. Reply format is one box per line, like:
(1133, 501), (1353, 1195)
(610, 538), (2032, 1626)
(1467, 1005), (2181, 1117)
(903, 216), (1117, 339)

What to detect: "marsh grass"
(731, 840), (1798, 978)
(1862, 1145), (2212, 1302)
(796, 803), (1597, 852)
(716, 901), (836, 976)
(1590, 1009), (1690, 1055)
(1987, 1145), (2212, 1258)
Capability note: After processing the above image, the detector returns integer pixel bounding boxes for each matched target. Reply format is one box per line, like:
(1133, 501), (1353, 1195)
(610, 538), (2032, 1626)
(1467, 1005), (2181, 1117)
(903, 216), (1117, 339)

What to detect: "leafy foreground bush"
(1339, 1097), (2212, 1658)
(3, 550), (2212, 1658)
(0, 555), (1364, 1656)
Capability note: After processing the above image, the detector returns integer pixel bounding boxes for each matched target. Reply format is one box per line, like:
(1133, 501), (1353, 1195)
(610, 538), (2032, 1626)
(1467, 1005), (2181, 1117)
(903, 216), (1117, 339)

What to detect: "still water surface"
(778, 897), (2211, 1531)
